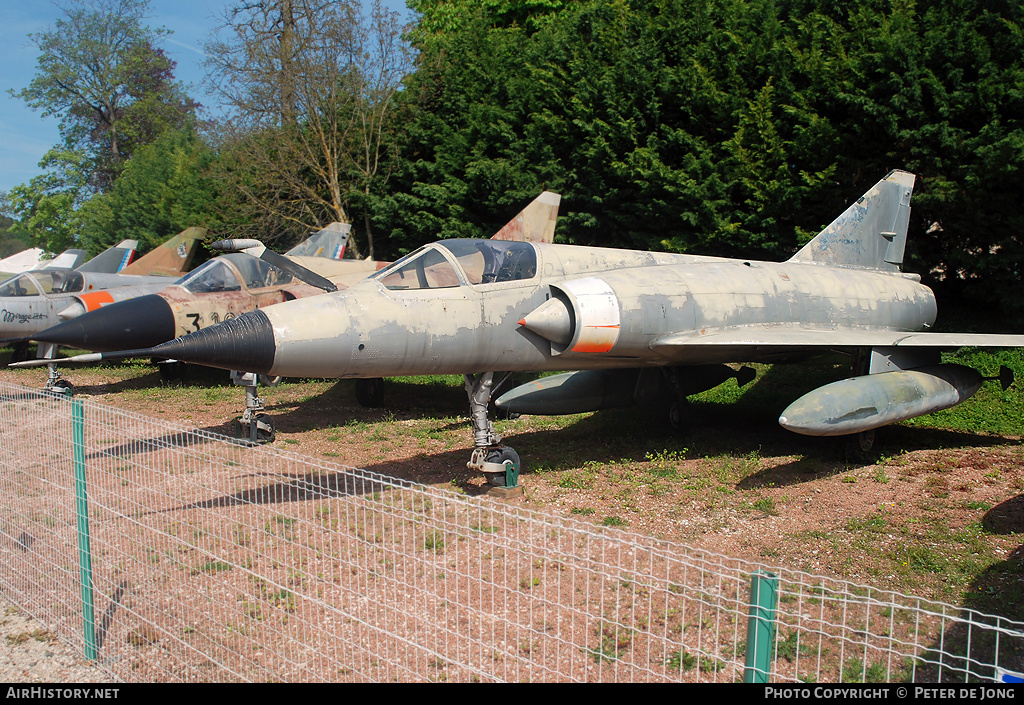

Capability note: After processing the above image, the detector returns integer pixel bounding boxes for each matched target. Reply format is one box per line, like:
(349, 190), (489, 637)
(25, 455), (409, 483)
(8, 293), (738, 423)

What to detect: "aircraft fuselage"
(258, 242), (936, 379)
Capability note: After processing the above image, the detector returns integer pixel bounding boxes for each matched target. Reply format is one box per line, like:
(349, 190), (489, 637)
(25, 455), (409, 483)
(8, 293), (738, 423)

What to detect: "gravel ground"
(0, 600), (113, 683)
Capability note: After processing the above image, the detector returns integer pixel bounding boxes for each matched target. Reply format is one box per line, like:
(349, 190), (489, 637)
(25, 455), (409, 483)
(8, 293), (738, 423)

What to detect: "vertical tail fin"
(74, 240), (139, 273)
(39, 249), (88, 271)
(789, 170), (915, 271)
(491, 191), (561, 243)
(285, 222), (352, 259)
(120, 227), (205, 277)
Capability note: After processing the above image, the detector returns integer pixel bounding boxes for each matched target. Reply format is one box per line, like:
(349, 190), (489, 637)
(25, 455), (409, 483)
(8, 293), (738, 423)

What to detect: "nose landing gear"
(464, 372), (522, 496)
(232, 370), (276, 444)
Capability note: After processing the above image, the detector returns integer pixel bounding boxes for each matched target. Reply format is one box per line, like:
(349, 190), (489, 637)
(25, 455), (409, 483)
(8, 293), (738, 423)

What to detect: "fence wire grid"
(0, 381), (1021, 683)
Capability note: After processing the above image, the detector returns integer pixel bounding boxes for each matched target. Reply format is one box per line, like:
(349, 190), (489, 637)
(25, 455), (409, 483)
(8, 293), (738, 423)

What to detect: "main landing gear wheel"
(843, 429), (876, 464)
(654, 394), (690, 433)
(667, 399), (690, 432)
(355, 378), (386, 407)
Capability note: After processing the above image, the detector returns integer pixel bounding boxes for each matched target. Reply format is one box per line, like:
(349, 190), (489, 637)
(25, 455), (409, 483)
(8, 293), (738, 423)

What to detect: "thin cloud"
(165, 37), (206, 58)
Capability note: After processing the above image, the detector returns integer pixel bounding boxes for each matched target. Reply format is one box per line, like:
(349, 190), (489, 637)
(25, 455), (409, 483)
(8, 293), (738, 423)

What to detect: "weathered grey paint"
(261, 240), (942, 379)
(779, 364), (984, 435)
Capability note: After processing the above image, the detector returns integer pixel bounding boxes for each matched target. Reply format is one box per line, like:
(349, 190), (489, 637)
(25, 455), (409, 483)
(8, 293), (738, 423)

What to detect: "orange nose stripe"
(78, 291), (115, 312)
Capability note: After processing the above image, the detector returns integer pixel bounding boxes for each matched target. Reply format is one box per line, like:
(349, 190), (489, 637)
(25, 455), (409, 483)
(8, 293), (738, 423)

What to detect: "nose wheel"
(235, 412), (276, 444)
(47, 378), (74, 397)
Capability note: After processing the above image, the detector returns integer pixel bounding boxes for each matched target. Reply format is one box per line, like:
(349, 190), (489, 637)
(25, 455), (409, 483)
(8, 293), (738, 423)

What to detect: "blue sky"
(1, 0), (413, 195)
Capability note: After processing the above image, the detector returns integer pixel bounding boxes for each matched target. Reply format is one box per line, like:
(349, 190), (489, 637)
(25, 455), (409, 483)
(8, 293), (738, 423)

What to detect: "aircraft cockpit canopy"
(0, 274), (40, 297)
(374, 240), (537, 291)
(179, 254), (292, 293)
(50, 270), (85, 294)
(229, 253), (292, 289)
(0, 270), (85, 297)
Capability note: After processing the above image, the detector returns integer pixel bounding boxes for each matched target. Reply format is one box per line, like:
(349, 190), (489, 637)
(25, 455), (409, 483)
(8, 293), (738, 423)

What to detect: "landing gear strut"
(40, 344), (73, 397)
(464, 372), (521, 490)
(231, 370), (276, 444)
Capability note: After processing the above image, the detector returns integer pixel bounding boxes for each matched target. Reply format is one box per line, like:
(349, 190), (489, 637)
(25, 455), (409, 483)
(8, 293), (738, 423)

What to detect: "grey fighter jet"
(29, 174), (1024, 486)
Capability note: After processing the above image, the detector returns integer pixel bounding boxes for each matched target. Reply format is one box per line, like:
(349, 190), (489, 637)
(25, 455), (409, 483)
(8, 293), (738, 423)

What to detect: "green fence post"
(72, 398), (97, 660)
(744, 570), (778, 683)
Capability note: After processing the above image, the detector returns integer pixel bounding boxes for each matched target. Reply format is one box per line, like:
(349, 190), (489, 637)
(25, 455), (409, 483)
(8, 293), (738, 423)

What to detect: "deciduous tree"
(11, 0), (199, 192)
(204, 0), (412, 257)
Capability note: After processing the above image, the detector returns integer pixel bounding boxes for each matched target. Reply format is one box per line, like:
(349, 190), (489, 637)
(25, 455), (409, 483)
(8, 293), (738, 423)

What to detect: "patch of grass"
(424, 530), (445, 553)
(841, 657), (889, 683)
(644, 449), (687, 479)
(265, 515), (298, 535)
(586, 622), (633, 663)
(699, 656), (726, 673)
(194, 560), (233, 575)
(775, 630), (819, 662)
(519, 576), (540, 590)
(558, 466), (597, 490)
(753, 496), (778, 515)
(6, 629), (53, 645)
(664, 650), (696, 672)
(905, 546), (948, 574)
(962, 500), (992, 511)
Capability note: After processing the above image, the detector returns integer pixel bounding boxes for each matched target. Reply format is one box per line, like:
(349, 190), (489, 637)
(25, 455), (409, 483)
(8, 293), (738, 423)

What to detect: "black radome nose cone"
(149, 310), (276, 374)
(34, 295), (176, 352)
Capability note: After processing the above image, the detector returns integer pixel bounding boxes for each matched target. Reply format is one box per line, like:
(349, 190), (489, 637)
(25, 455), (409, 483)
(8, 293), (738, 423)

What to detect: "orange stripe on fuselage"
(78, 291), (115, 312)
(571, 325), (619, 353)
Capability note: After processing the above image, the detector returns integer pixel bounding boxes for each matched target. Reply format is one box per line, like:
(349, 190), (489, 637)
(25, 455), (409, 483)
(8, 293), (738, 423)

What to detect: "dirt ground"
(3, 359), (1023, 623)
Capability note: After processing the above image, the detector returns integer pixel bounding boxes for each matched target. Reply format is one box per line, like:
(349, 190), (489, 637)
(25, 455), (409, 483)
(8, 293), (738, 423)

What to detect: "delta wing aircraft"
(20, 175), (1022, 486)
(35, 222), (378, 352)
(0, 238), (137, 294)
(0, 247), (69, 279)
(0, 243), (107, 280)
